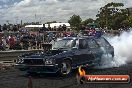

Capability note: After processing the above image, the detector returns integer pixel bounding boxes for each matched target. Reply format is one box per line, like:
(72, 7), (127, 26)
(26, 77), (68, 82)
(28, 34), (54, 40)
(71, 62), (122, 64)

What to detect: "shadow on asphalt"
(20, 69), (78, 80)
(18, 67), (113, 80)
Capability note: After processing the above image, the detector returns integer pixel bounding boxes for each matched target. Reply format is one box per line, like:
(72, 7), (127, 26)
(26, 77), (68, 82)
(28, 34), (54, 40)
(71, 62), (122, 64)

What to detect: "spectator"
(0, 41), (5, 50)
(2, 24), (7, 31)
(0, 35), (4, 50)
(36, 33), (43, 49)
(0, 25), (2, 32)
(48, 25), (52, 31)
(12, 25), (18, 32)
(62, 24), (67, 31)
(2, 36), (7, 50)
(8, 35), (15, 50)
(47, 32), (54, 43)
(43, 32), (48, 42)
(39, 24), (48, 33)
(20, 34), (30, 50)
(58, 25), (62, 31)
(53, 26), (57, 31)
(30, 34), (36, 49)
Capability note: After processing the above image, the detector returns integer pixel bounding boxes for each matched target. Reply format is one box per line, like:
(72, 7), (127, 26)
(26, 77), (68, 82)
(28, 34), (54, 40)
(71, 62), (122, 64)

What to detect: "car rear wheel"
(59, 60), (72, 76)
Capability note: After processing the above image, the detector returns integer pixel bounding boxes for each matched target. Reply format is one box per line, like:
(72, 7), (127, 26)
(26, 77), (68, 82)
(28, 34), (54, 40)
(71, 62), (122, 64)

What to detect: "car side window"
(96, 38), (110, 47)
(79, 39), (87, 49)
(87, 39), (99, 48)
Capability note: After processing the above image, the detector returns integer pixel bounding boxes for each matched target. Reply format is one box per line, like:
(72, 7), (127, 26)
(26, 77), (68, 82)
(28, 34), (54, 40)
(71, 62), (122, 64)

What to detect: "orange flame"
(78, 66), (86, 76)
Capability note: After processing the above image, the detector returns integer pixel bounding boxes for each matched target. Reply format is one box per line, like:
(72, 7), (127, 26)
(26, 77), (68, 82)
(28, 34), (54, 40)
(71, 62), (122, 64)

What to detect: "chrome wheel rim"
(61, 62), (71, 75)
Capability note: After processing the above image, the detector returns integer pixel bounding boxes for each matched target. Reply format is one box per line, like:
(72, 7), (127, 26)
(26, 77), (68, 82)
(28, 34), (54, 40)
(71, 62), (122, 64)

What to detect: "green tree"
(127, 16), (132, 27)
(121, 20), (130, 28)
(68, 14), (82, 30)
(81, 18), (94, 26)
(96, 2), (128, 30)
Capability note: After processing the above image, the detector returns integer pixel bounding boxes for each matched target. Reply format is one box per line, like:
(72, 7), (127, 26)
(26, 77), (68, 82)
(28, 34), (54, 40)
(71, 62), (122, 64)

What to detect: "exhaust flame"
(77, 66), (87, 84)
(78, 66), (86, 76)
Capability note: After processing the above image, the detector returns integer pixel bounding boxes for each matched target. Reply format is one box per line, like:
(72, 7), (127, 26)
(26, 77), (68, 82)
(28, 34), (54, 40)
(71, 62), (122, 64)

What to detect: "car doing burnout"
(15, 36), (114, 76)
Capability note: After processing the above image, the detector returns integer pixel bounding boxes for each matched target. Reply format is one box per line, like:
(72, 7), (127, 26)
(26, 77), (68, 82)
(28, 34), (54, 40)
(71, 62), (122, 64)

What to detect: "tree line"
(68, 2), (132, 30)
(1, 2), (132, 31)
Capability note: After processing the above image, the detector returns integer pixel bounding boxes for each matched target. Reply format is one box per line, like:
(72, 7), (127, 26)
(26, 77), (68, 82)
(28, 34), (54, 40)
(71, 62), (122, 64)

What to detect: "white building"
(25, 23), (70, 28)
(46, 23), (70, 28)
(25, 24), (43, 28)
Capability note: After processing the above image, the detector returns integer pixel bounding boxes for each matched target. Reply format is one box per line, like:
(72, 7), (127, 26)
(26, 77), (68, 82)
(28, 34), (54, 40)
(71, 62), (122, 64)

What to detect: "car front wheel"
(59, 60), (72, 76)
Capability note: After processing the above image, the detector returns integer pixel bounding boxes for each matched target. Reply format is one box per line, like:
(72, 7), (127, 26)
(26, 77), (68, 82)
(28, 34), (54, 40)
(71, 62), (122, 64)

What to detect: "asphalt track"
(0, 61), (132, 88)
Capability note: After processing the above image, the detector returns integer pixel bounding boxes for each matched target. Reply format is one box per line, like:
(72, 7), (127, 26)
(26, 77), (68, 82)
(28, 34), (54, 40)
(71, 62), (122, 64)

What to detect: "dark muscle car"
(15, 36), (114, 76)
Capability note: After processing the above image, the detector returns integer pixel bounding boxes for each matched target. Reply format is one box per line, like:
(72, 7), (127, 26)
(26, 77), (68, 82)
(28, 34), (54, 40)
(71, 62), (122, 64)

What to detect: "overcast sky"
(0, 0), (131, 24)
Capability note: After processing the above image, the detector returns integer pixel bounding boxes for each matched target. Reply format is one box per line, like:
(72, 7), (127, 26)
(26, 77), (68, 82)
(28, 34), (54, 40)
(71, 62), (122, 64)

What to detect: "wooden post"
(27, 76), (33, 88)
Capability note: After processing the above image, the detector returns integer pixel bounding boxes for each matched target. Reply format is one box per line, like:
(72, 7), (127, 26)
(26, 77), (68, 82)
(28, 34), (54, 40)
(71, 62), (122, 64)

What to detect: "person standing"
(8, 35), (15, 50)
(36, 33), (43, 49)
(12, 25), (18, 32)
(62, 24), (67, 31)
(0, 25), (2, 32)
(2, 24), (7, 31)
(39, 24), (48, 33)
(2, 36), (7, 50)
(30, 34), (36, 49)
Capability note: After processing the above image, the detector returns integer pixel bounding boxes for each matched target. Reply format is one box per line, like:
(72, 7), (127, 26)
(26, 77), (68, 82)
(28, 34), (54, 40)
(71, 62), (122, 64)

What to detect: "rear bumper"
(15, 64), (59, 73)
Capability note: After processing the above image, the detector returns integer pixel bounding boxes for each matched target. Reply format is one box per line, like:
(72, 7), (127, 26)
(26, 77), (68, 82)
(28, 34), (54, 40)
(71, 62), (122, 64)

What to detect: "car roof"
(58, 37), (78, 40)
(58, 36), (98, 40)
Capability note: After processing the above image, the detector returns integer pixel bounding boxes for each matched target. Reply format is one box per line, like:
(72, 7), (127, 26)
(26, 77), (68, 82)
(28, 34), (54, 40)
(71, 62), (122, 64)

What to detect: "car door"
(72, 38), (94, 66)
(73, 38), (94, 65)
(87, 39), (102, 64)
(95, 37), (114, 57)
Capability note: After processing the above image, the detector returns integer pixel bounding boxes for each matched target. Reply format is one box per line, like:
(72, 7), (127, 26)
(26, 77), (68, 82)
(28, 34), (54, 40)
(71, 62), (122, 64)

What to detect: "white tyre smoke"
(94, 31), (132, 69)
(104, 31), (132, 68)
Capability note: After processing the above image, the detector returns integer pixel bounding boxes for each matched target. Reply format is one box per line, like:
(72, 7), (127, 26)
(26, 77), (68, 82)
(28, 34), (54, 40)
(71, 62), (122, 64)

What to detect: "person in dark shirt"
(12, 25), (18, 32)
(2, 24), (7, 31)
(20, 34), (30, 50)
(58, 25), (62, 31)
(48, 25), (52, 31)
(39, 24), (48, 33)
(62, 24), (67, 31)
(0, 25), (2, 32)
(8, 35), (15, 50)
(36, 33), (43, 49)
(53, 26), (57, 31)
(30, 34), (36, 49)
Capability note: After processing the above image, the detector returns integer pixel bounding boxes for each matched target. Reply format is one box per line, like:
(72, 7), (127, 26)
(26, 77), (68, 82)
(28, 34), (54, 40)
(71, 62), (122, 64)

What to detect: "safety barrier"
(0, 43), (52, 61)
(0, 49), (43, 61)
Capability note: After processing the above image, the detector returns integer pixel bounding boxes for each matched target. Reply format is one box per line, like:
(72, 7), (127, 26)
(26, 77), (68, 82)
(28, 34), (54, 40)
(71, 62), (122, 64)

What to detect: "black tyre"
(59, 60), (72, 76)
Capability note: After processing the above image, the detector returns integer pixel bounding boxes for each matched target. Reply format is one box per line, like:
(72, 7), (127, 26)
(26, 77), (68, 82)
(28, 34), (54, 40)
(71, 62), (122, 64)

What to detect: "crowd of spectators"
(0, 23), (123, 51)
(0, 24), (76, 51)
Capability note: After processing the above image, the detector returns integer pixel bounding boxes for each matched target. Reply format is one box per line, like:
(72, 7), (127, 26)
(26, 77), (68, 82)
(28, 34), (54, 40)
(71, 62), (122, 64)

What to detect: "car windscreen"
(52, 39), (76, 49)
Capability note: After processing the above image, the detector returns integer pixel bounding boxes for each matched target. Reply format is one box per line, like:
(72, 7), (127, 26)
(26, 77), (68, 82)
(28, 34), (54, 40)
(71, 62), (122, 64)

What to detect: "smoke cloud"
(97, 30), (132, 68)
(108, 31), (132, 65)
